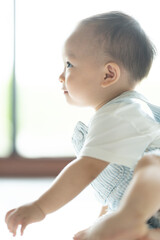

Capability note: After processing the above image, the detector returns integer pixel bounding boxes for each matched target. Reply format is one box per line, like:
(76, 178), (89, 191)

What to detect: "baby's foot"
(73, 211), (148, 240)
(141, 229), (160, 240)
(73, 228), (89, 240)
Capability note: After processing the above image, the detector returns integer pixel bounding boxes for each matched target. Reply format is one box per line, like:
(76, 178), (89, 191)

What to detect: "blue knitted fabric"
(72, 93), (160, 228)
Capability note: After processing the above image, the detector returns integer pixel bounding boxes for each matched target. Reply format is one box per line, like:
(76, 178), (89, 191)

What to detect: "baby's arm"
(5, 157), (108, 236)
(74, 154), (160, 240)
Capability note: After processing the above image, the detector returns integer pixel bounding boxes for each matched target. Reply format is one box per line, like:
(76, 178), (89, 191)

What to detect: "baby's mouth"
(64, 90), (68, 94)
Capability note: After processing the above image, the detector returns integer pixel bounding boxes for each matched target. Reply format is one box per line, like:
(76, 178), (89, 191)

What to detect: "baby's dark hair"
(81, 11), (156, 82)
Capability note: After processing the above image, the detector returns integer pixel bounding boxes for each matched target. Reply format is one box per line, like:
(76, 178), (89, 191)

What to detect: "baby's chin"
(65, 96), (89, 108)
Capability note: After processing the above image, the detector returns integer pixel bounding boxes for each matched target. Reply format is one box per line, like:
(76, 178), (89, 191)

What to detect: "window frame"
(0, 154), (73, 177)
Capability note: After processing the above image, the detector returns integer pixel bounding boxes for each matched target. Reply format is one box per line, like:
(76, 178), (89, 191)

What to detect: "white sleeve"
(80, 102), (160, 168)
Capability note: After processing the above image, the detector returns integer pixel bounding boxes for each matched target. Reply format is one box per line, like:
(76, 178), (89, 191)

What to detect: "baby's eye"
(66, 61), (73, 68)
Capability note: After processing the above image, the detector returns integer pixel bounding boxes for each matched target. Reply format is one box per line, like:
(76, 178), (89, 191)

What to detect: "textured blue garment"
(72, 92), (160, 228)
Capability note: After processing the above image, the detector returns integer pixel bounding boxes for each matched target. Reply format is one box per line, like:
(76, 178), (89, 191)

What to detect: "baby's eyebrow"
(66, 51), (76, 59)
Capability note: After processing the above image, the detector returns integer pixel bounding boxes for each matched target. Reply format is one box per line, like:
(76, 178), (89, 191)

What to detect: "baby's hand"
(5, 202), (45, 236)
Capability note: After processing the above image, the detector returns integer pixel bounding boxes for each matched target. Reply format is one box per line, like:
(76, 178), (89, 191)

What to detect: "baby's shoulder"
(99, 92), (156, 122)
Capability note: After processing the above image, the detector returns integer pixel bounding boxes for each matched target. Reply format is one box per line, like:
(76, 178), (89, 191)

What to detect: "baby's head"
(60, 11), (156, 109)
(80, 11), (156, 81)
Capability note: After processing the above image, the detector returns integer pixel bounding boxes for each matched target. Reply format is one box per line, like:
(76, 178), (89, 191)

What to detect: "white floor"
(0, 178), (101, 240)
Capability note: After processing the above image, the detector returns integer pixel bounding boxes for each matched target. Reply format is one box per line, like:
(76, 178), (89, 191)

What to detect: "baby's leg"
(73, 211), (148, 240)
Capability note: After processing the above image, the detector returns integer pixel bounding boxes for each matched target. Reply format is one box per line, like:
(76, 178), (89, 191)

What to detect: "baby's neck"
(95, 84), (135, 111)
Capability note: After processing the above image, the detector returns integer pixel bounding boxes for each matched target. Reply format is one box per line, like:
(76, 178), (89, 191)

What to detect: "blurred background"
(1, 0), (160, 162)
(0, 0), (160, 238)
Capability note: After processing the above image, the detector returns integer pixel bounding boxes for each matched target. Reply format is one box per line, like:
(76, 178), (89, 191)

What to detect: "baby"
(5, 11), (160, 239)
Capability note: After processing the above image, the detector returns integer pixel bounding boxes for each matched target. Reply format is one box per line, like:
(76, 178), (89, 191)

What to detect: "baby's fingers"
(5, 209), (16, 223)
(10, 216), (29, 236)
(20, 220), (28, 236)
(5, 211), (23, 236)
(8, 217), (20, 236)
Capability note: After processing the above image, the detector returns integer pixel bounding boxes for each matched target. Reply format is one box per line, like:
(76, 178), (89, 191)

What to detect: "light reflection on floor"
(0, 178), (101, 240)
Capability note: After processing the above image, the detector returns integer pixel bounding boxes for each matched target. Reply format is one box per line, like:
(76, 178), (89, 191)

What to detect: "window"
(0, 0), (13, 157)
(0, 0), (160, 176)
(15, 0), (94, 158)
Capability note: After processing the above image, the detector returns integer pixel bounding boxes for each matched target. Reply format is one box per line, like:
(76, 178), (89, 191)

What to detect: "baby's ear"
(101, 62), (121, 88)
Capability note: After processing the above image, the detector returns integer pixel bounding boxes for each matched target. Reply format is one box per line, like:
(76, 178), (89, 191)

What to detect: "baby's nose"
(59, 72), (65, 83)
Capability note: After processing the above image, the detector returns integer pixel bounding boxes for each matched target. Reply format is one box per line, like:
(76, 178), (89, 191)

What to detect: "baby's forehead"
(64, 24), (103, 59)
(66, 25), (94, 47)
